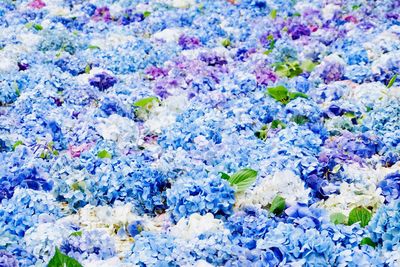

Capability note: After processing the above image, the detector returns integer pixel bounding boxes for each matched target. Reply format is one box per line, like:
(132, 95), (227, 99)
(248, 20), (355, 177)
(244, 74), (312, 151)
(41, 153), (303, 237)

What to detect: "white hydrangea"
(23, 221), (71, 264)
(96, 114), (139, 149)
(364, 26), (400, 61)
(82, 257), (129, 267)
(236, 170), (311, 207)
(169, 213), (225, 240)
(152, 28), (184, 42)
(342, 161), (400, 185)
(144, 94), (189, 133)
(156, 0), (196, 8)
(344, 82), (388, 108)
(62, 204), (165, 254)
(322, 4), (341, 21)
(316, 182), (384, 216)
(193, 260), (215, 267)
(90, 33), (136, 50)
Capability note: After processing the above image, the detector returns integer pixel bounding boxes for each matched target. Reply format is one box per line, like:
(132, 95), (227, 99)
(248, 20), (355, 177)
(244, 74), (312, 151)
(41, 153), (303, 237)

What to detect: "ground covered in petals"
(1, 0), (400, 266)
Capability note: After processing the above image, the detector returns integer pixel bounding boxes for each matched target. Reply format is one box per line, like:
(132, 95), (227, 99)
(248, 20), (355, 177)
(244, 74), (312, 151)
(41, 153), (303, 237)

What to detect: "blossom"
(236, 170), (311, 208)
(169, 213), (224, 240)
(368, 200), (400, 252)
(316, 182), (384, 216)
(89, 72), (117, 91)
(0, 251), (18, 267)
(60, 229), (116, 262)
(378, 172), (400, 203)
(167, 173), (235, 222)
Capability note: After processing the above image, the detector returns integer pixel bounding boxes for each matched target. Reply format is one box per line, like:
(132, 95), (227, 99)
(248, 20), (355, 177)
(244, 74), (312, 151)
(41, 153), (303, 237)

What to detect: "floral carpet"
(1, 0), (400, 266)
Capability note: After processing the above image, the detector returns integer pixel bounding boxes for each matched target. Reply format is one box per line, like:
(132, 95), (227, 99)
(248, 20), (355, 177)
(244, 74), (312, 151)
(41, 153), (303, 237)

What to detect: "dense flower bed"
(1, 0), (400, 266)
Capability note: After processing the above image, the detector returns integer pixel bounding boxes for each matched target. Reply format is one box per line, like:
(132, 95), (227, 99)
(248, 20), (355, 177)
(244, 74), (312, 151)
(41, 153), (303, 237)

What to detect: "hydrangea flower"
(379, 172), (400, 203)
(167, 173), (235, 222)
(60, 230), (116, 262)
(0, 250), (18, 267)
(368, 200), (400, 252)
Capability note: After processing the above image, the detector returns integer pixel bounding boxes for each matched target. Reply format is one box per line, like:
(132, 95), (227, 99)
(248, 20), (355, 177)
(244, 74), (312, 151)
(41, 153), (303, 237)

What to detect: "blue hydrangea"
(60, 230), (116, 262)
(368, 200), (400, 252)
(0, 188), (61, 262)
(0, 146), (53, 202)
(379, 172), (400, 203)
(167, 173), (235, 222)
(0, 81), (19, 105)
(126, 232), (177, 266)
(259, 222), (337, 266)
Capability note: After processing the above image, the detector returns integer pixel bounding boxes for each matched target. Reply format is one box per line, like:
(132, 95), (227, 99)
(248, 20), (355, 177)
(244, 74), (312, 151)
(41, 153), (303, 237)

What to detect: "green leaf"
(348, 207), (372, 227)
(387, 74), (397, 88)
(330, 213), (347, 225)
(352, 4), (362, 10)
(273, 61), (303, 78)
(33, 24), (43, 31)
(97, 150), (112, 159)
(71, 181), (85, 191)
(12, 141), (24, 150)
(267, 85), (289, 103)
(87, 45), (101, 50)
(344, 112), (356, 119)
(222, 39), (231, 48)
(69, 231), (82, 237)
(270, 9), (277, 19)
(331, 164), (342, 174)
(271, 120), (286, 129)
(133, 97), (160, 110)
(287, 91), (309, 100)
(291, 115), (309, 125)
(229, 168), (258, 193)
(219, 172), (230, 181)
(270, 195), (286, 215)
(84, 64), (91, 74)
(255, 129), (267, 140)
(301, 60), (317, 72)
(48, 247), (83, 267)
(15, 87), (21, 97)
(360, 237), (377, 248)
(263, 49), (273, 55)
(143, 11), (151, 17)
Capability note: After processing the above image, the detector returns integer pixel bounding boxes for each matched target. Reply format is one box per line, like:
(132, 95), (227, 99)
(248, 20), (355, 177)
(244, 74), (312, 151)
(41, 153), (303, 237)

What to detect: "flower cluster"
(167, 172), (235, 222)
(60, 229), (116, 262)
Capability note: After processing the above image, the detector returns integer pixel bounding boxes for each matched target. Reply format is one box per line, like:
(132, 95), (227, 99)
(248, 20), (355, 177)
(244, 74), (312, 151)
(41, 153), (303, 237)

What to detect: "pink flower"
(92, 7), (112, 23)
(344, 15), (358, 24)
(67, 143), (93, 158)
(255, 68), (278, 85)
(28, 0), (46, 9)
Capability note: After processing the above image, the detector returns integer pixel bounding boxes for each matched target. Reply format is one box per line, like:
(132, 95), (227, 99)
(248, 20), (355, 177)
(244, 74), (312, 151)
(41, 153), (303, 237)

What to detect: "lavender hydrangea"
(0, 251), (18, 267)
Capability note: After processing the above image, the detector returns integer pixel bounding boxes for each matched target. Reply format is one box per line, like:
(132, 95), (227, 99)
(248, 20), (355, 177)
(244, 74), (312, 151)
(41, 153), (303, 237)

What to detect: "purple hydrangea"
(178, 35), (201, 50)
(0, 251), (18, 267)
(289, 24), (311, 40)
(89, 72), (117, 91)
